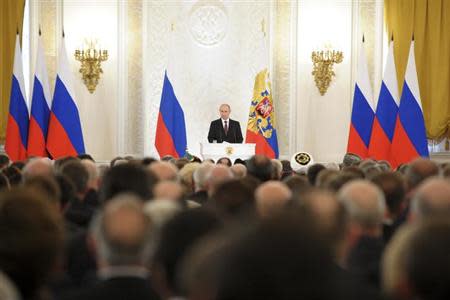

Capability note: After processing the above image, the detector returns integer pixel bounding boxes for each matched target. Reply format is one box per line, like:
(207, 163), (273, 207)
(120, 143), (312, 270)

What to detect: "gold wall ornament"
(74, 39), (108, 93)
(311, 50), (343, 95)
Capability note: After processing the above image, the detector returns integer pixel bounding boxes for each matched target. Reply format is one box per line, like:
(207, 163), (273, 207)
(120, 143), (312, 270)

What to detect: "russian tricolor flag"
(154, 70), (187, 158)
(5, 33), (29, 161)
(47, 35), (85, 158)
(390, 40), (429, 168)
(368, 40), (399, 162)
(347, 37), (375, 158)
(28, 33), (52, 157)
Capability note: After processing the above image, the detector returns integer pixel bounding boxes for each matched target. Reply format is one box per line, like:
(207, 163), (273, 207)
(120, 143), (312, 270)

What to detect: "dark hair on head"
(99, 163), (158, 202)
(10, 161), (25, 171)
(54, 156), (79, 173)
(233, 158), (246, 166)
(215, 212), (336, 300)
(54, 174), (77, 209)
(141, 157), (157, 166)
(240, 175), (261, 194)
(210, 179), (255, 219)
(191, 156), (202, 163)
(0, 187), (64, 299)
(0, 173), (10, 190)
(175, 158), (190, 170)
(341, 166), (365, 179)
(153, 209), (222, 294)
(405, 159), (439, 190)
(24, 176), (61, 206)
(77, 153), (95, 162)
(371, 172), (405, 215)
(110, 156), (124, 168)
(307, 164), (326, 185)
(283, 175), (311, 195)
(327, 172), (360, 192)
(280, 160), (293, 180)
(0, 154), (10, 169)
(60, 161), (89, 194)
(217, 157), (232, 167)
(161, 155), (175, 162)
(406, 219), (450, 300)
(2, 166), (22, 186)
(246, 155), (273, 182)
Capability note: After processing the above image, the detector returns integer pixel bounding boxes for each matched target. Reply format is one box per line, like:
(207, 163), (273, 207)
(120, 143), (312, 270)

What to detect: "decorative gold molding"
(74, 40), (108, 93)
(311, 50), (343, 95)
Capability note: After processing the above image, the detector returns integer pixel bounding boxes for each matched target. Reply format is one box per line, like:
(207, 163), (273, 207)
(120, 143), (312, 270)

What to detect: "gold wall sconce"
(75, 39), (108, 93)
(311, 49), (343, 95)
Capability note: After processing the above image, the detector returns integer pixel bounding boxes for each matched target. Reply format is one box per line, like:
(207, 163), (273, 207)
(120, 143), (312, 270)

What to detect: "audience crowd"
(0, 151), (450, 300)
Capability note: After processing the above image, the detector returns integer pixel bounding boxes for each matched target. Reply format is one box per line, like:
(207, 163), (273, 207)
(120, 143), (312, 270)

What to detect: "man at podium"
(207, 104), (243, 143)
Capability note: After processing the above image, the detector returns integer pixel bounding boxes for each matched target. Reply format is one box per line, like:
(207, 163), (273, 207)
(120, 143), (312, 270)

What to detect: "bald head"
(148, 161), (178, 181)
(411, 177), (450, 220)
(338, 180), (385, 230)
(230, 164), (247, 179)
(153, 180), (185, 202)
(255, 181), (292, 218)
(292, 189), (348, 262)
(406, 158), (439, 190)
(93, 194), (152, 266)
(206, 165), (234, 196)
(22, 158), (53, 182)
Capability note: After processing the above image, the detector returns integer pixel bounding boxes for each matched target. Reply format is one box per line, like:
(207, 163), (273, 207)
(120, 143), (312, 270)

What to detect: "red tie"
(224, 120), (228, 135)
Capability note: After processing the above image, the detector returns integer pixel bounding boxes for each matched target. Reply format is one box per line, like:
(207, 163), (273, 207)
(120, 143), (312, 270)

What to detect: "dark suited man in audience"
(338, 180), (386, 289)
(208, 104), (243, 143)
(63, 194), (160, 300)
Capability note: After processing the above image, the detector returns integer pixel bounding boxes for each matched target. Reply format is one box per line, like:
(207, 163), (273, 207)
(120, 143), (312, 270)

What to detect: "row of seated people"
(0, 152), (449, 300)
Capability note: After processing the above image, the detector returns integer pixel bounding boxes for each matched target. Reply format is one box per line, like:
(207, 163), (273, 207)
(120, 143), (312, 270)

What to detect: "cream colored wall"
(28, 0), (383, 162)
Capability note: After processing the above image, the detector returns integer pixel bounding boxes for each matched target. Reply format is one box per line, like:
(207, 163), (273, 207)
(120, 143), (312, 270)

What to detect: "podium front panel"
(200, 143), (255, 162)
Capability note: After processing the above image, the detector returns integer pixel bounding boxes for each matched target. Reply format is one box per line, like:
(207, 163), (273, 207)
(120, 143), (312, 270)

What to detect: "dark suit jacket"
(62, 276), (160, 300)
(207, 118), (243, 143)
(346, 235), (384, 289)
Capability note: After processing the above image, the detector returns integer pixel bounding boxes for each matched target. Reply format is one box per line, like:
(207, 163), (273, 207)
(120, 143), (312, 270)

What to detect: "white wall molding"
(117, 0), (128, 156)
(289, 0), (299, 157)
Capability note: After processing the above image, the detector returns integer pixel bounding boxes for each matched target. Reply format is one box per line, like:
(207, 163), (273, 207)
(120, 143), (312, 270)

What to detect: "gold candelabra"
(75, 40), (108, 93)
(311, 50), (343, 95)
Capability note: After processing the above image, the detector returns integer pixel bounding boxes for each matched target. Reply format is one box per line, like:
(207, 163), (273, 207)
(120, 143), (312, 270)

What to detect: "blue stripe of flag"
(160, 71), (187, 157)
(375, 82), (398, 141)
(10, 75), (29, 148)
(31, 77), (51, 135)
(351, 84), (375, 148)
(398, 83), (429, 157)
(52, 75), (85, 154)
(267, 129), (279, 158)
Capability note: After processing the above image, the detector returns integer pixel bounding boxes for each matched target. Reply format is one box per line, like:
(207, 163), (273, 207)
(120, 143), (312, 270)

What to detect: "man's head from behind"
(382, 219), (450, 300)
(246, 155), (273, 182)
(22, 158), (53, 182)
(0, 187), (64, 299)
(405, 158), (439, 191)
(338, 180), (385, 234)
(255, 181), (292, 219)
(371, 172), (406, 218)
(410, 177), (450, 221)
(99, 163), (157, 202)
(91, 193), (153, 267)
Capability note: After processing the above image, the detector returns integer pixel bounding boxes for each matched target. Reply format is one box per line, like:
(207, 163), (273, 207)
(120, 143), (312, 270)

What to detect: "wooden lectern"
(200, 143), (256, 162)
